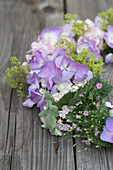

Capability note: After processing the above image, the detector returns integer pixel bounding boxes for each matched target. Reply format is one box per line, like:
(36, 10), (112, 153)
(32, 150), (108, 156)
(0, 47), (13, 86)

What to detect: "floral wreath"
(5, 9), (113, 149)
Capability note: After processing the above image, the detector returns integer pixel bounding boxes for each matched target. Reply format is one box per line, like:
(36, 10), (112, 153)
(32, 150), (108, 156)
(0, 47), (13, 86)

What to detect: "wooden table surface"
(0, 0), (113, 170)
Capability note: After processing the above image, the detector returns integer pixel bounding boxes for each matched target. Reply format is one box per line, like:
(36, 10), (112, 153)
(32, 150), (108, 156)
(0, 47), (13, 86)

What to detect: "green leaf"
(45, 115), (56, 134)
(39, 109), (48, 117)
(49, 105), (59, 117)
(40, 91), (59, 133)
(57, 92), (75, 109)
(98, 82), (113, 98)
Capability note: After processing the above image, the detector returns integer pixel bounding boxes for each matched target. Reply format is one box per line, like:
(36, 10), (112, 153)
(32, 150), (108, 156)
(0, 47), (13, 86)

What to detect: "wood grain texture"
(66, 0), (113, 170)
(0, 0), (75, 170)
(1, 0), (113, 169)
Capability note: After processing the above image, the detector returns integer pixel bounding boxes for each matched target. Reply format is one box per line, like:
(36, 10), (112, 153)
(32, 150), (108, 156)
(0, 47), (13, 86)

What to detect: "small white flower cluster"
(105, 102), (113, 117)
(52, 82), (84, 102)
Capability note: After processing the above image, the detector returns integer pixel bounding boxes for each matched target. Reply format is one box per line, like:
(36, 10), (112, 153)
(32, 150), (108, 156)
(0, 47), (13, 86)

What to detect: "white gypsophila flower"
(59, 105), (70, 118)
(105, 102), (113, 108)
(59, 111), (66, 119)
(62, 105), (69, 114)
(52, 93), (62, 102)
(71, 85), (79, 92)
(57, 82), (72, 92)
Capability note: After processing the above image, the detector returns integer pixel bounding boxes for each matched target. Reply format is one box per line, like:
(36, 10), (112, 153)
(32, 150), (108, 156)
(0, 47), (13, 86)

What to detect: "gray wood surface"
(0, 0), (113, 170)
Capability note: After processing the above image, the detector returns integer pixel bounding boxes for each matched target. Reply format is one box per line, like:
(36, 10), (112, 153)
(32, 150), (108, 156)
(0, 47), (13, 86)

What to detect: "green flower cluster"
(62, 13), (77, 24)
(98, 8), (113, 31)
(63, 13), (89, 40)
(5, 57), (30, 97)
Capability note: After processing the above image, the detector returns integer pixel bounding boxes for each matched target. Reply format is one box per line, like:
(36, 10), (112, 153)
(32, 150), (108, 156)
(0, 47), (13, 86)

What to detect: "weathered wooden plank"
(0, 0), (75, 170)
(66, 0), (113, 170)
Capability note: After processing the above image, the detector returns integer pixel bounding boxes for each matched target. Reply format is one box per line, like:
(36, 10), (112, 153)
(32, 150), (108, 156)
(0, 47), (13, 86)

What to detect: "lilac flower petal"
(106, 117), (113, 132)
(51, 85), (58, 94)
(27, 72), (40, 89)
(52, 76), (69, 84)
(94, 16), (103, 27)
(41, 49), (47, 59)
(28, 84), (37, 95)
(37, 94), (45, 108)
(73, 69), (88, 83)
(57, 49), (66, 56)
(94, 50), (102, 61)
(104, 25), (113, 48)
(55, 55), (70, 70)
(30, 62), (40, 70)
(35, 50), (45, 67)
(31, 41), (42, 51)
(23, 99), (35, 108)
(39, 102), (46, 112)
(45, 49), (58, 61)
(38, 61), (62, 90)
(68, 61), (79, 72)
(77, 42), (89, 53)
(100, 126), (113, 143)
(71, 62), (88, 74)
(87, 38), (96, 50)
(105, 53), (113, 63)
(85, 70), (93, 81)
(61, 24), (72, 33)
(107, 25), (113, 33)
(62, 70), (75, 79)
(30, 91), (42, 103)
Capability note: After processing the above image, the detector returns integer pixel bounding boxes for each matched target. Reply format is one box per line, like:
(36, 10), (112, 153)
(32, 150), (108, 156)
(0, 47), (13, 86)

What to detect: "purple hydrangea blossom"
(24, 48), (92, 112)
(100, 117), (113, 143)
(104, 25), (113, 48)
(39, 27), (61, 46)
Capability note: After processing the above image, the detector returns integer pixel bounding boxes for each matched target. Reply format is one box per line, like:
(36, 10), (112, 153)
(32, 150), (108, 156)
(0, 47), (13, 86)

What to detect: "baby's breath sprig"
(5, 57), (30, 97)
